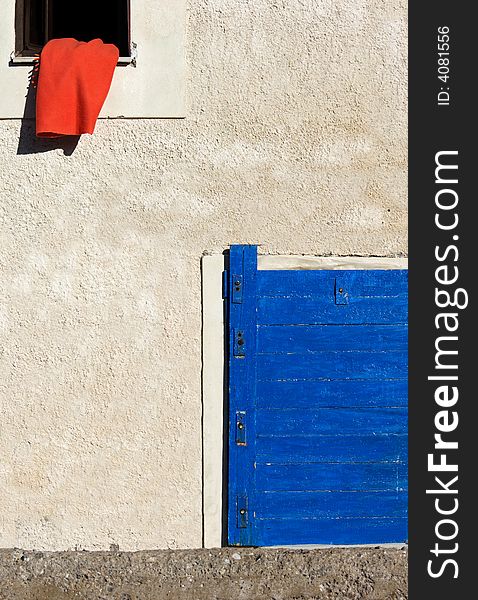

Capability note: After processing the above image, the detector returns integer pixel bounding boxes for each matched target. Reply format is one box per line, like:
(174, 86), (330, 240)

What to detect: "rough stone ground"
(0, 547), (407, 600)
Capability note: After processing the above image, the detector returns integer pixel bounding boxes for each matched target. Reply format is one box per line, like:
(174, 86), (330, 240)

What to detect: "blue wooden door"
(226, 245), (408, 546)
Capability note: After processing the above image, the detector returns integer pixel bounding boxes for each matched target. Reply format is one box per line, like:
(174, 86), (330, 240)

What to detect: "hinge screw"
(339, 288), (343, 293)
(238, 423), (244, 430)
(240, 509), (246, 515)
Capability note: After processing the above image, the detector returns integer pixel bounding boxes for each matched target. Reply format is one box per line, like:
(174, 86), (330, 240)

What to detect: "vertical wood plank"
(227, 245), (258, 546)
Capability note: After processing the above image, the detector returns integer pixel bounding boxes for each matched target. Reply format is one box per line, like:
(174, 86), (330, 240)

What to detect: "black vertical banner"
(409, 4), (474, 598)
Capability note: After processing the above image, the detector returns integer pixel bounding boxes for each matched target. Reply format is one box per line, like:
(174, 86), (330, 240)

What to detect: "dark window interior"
(16, 0), (130, 57)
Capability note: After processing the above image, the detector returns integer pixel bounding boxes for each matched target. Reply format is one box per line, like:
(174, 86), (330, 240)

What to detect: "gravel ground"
(0, 547), (407, 599)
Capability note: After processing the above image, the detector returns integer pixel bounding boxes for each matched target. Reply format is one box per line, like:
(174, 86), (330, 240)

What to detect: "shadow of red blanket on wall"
(16, 78), (80, 156)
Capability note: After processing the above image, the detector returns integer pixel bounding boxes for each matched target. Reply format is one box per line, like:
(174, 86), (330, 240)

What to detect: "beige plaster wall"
(0, 0), (407, 550)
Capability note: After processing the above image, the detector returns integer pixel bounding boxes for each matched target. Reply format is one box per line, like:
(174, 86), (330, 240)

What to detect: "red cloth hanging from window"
(36, 38), (119, 138)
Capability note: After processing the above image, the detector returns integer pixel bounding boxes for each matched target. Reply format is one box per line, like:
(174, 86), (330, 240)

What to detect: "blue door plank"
(227, 245), (258, 546)
(256, 379), (408, 408)
(255, 462), (407, 492)
(256, 434), (408, 463)
(253, 517), (408, 546)
(257, 296), (408, 325)
(257, 324), (407, 353)
(256, 351), (407, 381)
(257, 270), (408, 298)
(255, 491), (408, 519)
(256, 408), (407, 436)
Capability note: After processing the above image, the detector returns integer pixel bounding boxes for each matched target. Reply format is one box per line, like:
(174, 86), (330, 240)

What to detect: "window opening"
(15, 0), (131, 58)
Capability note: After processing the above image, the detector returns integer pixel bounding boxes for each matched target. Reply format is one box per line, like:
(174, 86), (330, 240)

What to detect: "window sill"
(9, 53), (135, 67)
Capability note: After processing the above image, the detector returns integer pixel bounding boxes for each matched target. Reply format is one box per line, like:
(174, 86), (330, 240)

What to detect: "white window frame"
(0, 0), (186, 118)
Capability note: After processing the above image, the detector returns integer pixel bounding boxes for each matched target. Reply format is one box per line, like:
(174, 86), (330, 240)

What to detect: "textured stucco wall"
(0, 0), (407, 550)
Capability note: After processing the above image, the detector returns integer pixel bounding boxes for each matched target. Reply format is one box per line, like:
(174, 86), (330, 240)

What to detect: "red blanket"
(36, 38), (119, 138)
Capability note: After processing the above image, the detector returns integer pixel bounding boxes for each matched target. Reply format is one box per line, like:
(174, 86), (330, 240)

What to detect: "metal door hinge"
(237, 495), (248, 528)
(231, 274), (243, 303)
(335, 278), (349, 304)
(236, 411), (246, 445)
(233, 329), (246, 357)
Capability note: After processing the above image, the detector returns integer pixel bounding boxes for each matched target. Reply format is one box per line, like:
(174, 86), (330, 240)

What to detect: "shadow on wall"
(15, 67), (80, 156)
